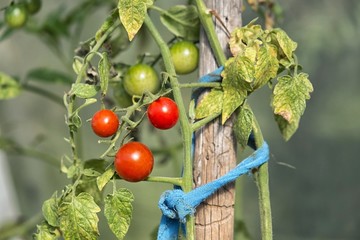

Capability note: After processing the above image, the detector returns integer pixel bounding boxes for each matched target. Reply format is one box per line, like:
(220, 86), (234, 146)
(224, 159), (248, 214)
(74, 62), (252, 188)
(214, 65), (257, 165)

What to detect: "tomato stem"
(144, 14), (195, 240)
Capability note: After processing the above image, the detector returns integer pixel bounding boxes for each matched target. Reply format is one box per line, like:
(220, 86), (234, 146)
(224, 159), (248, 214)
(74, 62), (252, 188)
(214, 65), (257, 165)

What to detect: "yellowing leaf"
(34, 222), (60, 240)
(118, 0), (153, 41)
(272, 73), (313, 140)
(221, 56), (253, 123)
(270, 28), (297, 61)
(58, 193), (100, 240)
(104, 189), (134, 240)
(98, 52), (111, 95)
(234, 106), (254, 149)
(253, 44), (279, 89)
(195, 89), (223, 119)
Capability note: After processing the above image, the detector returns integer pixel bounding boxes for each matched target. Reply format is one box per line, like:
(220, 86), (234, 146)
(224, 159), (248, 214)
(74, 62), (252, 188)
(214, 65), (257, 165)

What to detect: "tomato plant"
(114, 142), (154, 182)
(4, 3), (28, 28)
(147, 97), (179, 130)
(0, 0), (314, 240)
(123, 63), (160, 96)
(91, 109), (119, 138)
(170, 41), (199, 75)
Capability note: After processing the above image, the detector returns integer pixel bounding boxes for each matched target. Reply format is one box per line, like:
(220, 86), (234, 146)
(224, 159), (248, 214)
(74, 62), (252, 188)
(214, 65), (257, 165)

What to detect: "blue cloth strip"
(157, 141), (269, 240)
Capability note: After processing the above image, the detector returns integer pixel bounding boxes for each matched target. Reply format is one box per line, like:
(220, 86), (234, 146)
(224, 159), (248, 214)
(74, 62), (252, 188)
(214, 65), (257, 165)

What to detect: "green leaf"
(221, 56), (253, 123)
(234, 106), (254, 149)
(98, 52), (111, 95)
(104, 189), (134, 240)
(59, 193), (100, 240)
(95, 10), (118, 41)
(160, 5), (200, 41)
(272, 73), (313, 140)
(97, 167), (115, 191)
(0, 72), (21, 99)
(270, 28), (297, 61)
(195, 89), (223, 119)
(70, 83), (99, 98)
(27, 68), (73, 85)
(34, 222), (60, 240)
(42, 193), (59, 227)
(253, 44), (279, 89)
(118, 0), (153, 41)
(76, 159), (106, 204)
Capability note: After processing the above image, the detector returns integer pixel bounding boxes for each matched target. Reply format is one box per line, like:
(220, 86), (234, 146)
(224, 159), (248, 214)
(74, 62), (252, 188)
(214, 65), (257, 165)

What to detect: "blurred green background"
(0, 0), (359, 239)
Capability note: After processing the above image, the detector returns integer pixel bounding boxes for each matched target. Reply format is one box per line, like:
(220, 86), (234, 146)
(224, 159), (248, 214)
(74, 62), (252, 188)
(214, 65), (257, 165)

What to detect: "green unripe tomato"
(4, 3), (29, 28)
(24, 0), (42, 14)
(113, 81), (133, 108)
(123, 64), (160, 96)
(170, 41), (199, 75)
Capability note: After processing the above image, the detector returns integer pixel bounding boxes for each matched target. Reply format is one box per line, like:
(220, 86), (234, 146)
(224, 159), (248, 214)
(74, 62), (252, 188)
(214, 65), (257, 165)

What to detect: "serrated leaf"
(34, 222), (60, 240)
(270, 28), (297, 61)
(70, 83), (99, 98)
(104, 189), (134, 240)
(234, 106), (254, 149)
(27, 68), (73, 85)
(0, 72), (21, 99)
(195, 89), (223, 119)
(98, 52), (111, 95)
(160, 5), (200, 41)
(272, 73), (313, 140)
(253, 44), (279, 89)
(97, 167), (115, 191)
(59, 193), (100, 240)
(42, 193), (59, 227)
(118, 0), (153, 41)
(95, 10), (118, 41)
(221, 56), (253, 123)
(229, 24), (262, 57)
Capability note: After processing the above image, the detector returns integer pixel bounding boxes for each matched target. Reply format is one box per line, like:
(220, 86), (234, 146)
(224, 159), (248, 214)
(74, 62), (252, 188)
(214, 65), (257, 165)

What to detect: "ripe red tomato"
(147, 97), (179, 130)
(91, 109), (119, 138)
(114, 142), (154, 182)
(170, 41), (199, 75)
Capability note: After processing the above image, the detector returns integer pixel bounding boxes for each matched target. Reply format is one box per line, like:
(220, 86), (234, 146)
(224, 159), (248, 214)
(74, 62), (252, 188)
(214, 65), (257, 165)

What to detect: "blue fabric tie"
(157, 142), (269, 239)
(156, 67), (270, 240)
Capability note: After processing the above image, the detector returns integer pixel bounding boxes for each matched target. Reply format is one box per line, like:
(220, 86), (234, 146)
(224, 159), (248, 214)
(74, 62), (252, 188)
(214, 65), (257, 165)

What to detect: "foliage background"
(0, 0), (359, 239)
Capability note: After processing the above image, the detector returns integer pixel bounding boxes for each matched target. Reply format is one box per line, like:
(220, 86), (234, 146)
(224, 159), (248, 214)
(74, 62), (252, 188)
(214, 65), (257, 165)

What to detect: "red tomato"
(91, 109), (119, 137)
(114, 142), (154, 182)
(147, 97), (179, 130)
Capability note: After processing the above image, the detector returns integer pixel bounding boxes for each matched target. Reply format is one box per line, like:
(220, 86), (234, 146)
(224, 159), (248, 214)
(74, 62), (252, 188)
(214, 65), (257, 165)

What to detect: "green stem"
(179, 82), (221, 88)
(23, 84), (65, 108)
(144, 14), (195, 240)
(195, 0), (227, 66)
(195, 1), (273, 239)
(191, 112), (220, 132)
(66, 21), (120, 164)
(252, 115), (273, 240)
(146, 176), (183, 186)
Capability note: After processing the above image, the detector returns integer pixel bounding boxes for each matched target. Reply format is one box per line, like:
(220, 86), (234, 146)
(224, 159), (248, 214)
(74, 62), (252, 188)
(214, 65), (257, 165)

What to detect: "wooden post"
(194, 1), (242, 239)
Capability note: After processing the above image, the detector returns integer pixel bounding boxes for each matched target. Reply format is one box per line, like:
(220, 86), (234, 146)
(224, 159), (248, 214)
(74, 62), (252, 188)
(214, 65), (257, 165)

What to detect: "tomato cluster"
(4, 0), (42, 29)
(93, 41), (193, 182)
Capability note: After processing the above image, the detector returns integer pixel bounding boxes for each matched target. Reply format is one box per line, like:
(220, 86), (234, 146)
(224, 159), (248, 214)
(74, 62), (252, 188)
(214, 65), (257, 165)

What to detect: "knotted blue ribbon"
(156, 67), (270, 239)
(157, 141), (269, 239)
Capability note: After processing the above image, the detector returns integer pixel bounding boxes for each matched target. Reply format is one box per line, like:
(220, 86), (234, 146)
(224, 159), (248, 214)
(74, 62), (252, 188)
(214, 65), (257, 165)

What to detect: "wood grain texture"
(194, 1), (242, 239)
